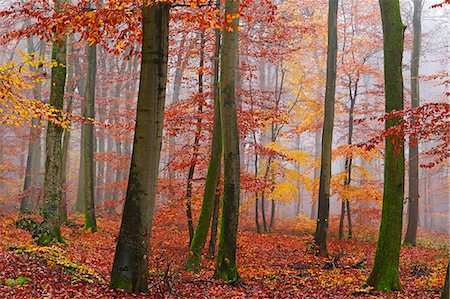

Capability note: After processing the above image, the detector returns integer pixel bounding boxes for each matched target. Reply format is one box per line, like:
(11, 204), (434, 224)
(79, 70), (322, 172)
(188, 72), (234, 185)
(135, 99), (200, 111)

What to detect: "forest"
(0, 0), (449, 298)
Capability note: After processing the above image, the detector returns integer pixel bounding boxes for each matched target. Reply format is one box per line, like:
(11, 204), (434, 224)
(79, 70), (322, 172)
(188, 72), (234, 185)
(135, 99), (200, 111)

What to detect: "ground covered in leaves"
(0, 202), (448, 298)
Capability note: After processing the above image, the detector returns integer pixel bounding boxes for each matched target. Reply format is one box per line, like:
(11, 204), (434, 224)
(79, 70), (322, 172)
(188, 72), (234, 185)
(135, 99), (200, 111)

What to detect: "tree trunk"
(109, 3), (170, 292)
(75, 47), (87, 213)
(21, 37), (44, 213)
(404, 0), (421, 247)
(82, 43), (97, 231)
(214, 0), (240, 282)
(185, 31), (205, 246)
(59, 35), (76, 222)
(40, 0), (67, 245)
(186, 25), (222, 272)
(207, 183), (221, 259)
(339, 83), (356, 239)
(314, 0), (338, 257)
(310, 127), (321, 220)
(366, 0), (405, 291)
(168, 35), (193, 198)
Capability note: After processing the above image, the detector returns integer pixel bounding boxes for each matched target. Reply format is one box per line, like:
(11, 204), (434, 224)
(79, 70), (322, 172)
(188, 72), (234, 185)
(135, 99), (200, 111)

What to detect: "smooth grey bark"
(21, 37), (44, 213)
(82, 43), (97, 231)
(109, 2), (170, 292)
(75, 46), (87, 213)
(314, 0), (338, 257)
(404, 0), (422, 246)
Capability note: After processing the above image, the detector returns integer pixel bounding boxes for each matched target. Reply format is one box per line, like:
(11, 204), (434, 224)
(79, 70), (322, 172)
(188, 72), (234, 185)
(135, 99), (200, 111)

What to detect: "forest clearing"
(0, 0), (449, 298)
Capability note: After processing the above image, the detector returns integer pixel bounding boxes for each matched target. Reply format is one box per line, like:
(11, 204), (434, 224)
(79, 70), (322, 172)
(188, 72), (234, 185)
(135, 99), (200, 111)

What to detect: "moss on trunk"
(41, 0), (68, 245)
(366, 0), (405, 292)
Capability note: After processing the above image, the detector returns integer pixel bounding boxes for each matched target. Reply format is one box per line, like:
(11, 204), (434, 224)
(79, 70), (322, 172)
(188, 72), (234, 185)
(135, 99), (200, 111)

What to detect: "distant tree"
(404, 0), (422, 246)
(366, 0), (405, 291)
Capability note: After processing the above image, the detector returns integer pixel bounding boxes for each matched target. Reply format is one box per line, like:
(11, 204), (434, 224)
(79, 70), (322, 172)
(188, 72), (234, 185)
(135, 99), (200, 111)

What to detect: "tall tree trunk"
(59, 35), (76, 222)
(82, 43), (97, 231)
(185, 31), (205, 246)
(314, 0), (338, 257)
(366, 0), (405, 291)
(21, 37), (44, 213)
(404, 0), (422, 247)
(214, 0), (241, 282)
(40, 0), (67, 245)
(339, 81), (356, 239)
(75, 47), (87, 213)
(186, 25), (222, 272)
(254, 134), (261, 233)
(109, 3), (170, 292)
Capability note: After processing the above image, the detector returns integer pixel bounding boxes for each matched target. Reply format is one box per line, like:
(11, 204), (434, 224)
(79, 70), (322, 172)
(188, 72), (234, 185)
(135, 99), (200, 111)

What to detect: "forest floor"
(0, 201), (448, 298)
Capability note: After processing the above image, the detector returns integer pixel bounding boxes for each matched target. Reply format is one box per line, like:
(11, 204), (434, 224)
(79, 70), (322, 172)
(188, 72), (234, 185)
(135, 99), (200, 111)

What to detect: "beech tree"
(81, 41), (98, 231)
(186, 2), (222, 272)
(214, 0), (241, 282)
(39, 0), (68, 245)
(109, 1), (170, 292)
(314, 0), (338, 257)
(366, 0), (405, 291)
(404, 0), (422, 246)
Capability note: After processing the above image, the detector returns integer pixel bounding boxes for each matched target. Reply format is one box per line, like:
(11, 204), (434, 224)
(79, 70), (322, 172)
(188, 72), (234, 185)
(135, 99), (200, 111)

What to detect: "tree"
(39, 0), (68, 245)
(314, 0), (338, 257)
(20, 36), (45, 214)
(404, 0), (422, 246)
(82, 40), (98, 231)
(214, 0), (241, 282)
(109, 1), (170, 292)
(366, 0), (405, 291)
(186, 10), (222, 272)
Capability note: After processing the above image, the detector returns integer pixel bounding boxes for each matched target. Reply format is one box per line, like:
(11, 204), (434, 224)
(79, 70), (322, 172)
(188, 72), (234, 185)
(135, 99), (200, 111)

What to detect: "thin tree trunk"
(40, 0), (68, 245)
(186, 27), (222, 272)
(82, 42), (97, 231)
(109, 3), (170, 292)
(168, 35), (193, 198)
(314, 0), (338, 257)
(214, 0), (241, 282)
(366, 0), (405, 291)
(310, 128), (321, 220)
(404, 0), (422, 246)
(21, 37), (44, 213)
(59, 35), (76, 222)
(185, 31), (205, 246)
(75, 46), (87, 213)
(339, 80), (357, 239)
